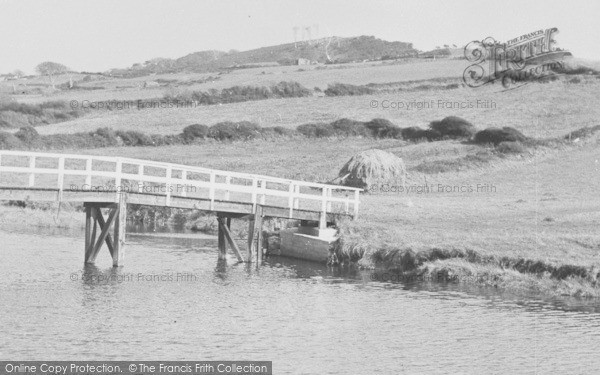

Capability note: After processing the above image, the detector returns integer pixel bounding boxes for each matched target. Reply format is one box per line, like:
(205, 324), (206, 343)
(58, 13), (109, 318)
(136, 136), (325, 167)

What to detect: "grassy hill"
(108, 36), (417, 76)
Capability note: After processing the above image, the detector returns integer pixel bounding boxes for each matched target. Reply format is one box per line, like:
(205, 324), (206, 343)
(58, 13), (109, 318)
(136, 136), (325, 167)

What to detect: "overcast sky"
(1, 0), (598, 74)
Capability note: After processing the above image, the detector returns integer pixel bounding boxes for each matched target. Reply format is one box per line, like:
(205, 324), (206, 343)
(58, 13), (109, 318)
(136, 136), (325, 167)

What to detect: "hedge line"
(0, 116), (534, 151)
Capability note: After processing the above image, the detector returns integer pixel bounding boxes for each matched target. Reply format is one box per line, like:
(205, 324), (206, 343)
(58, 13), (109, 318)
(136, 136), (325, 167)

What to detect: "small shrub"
(182, 124), (209, 142)
(270, 81), (311, 98)
(402, 127), (441, 141)
(324, 83), (375, 96)
(296, 123), (335, 138)
(93, 128), (120, 146)
(116, 130), (154, 146)
(568, 77), (582, 84)
(15, 126), (40, 144)
(0, 131), (24, 149)
(364, 118), (400, 138)
(208, 121), (261, 140)
(496, 141), (526, 154)
(261, 126), (296, 137)
(473, 127), (527, 145)
(429, 116), (476, 139)
(330, 118), (370, 137)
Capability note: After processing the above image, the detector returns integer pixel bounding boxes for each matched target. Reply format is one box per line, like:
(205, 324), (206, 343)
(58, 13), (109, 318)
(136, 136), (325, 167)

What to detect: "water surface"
(1, 227), (599, 374)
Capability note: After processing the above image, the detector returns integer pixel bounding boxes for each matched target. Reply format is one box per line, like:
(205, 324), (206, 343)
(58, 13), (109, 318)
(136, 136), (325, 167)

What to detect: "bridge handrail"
(0, 150), (361, 220)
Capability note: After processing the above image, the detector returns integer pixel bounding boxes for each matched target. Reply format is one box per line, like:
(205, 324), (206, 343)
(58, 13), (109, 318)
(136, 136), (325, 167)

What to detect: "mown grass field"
(26, 78), (600, 141)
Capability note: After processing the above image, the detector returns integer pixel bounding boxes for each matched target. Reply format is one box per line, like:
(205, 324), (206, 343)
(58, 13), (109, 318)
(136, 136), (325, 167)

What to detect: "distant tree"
(435, 46), (441, 49)
(452, 44), (457, 48)
(35, 61), (68, 88)
(443, 44), (449, 48)
(12, 69), (24, 78)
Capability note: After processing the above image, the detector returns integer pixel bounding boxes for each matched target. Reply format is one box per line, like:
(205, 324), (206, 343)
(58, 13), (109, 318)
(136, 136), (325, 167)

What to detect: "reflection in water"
(0, 227), (599, 374)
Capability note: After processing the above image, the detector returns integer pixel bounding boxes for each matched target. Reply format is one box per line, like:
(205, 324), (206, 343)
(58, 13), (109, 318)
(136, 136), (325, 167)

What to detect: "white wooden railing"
(0, 150), (361, 219)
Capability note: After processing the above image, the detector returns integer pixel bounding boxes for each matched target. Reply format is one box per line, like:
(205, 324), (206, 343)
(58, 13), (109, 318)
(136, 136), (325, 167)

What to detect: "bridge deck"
(0, 151), (361, 224)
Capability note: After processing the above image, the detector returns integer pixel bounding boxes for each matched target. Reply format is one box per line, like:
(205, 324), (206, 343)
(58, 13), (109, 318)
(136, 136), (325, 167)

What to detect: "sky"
(0, 0), (599, 74)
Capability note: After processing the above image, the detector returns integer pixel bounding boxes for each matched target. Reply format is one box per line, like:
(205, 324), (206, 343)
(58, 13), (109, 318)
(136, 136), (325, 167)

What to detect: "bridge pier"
(217, 205), (265, 263)
(83, 194), (127, 267)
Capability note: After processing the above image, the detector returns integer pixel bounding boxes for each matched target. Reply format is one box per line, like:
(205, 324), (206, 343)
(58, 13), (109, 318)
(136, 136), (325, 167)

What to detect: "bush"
(364, 118), (401, 138)
(0, 131), (24, 149)
(330, 118), (370, 137)
(261, 126), (297, 138)
(93, 128), (120, 146)
(15, 126), (40, 144)
(182, 124), (209, 142)
(496, 141), (526, 154)
(208, 121), (261, 140)
(401, 127), (441, 141)
(429, 116), (476, 139)
(324, 83), (375, 96)
(116, 130), (154, 146)
(0, 100), (82, 127)
(473, 127), (527, 145)
(296, 123), (335, 138)
(270, 81), (311, 98)
(172, 81), (311, 105)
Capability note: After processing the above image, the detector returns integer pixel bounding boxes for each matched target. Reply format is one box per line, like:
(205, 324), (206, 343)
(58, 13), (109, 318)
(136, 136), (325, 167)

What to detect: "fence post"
(165, 165), (172, 206)
(353, 189), (360, 219)
(251, 178), (257, 213)
(114, 158), (122, 202)
(260, 180), (266, 205)
(293, 185), (300, 209)
(28, 156), (36, 187)
(137, 164), (144, 193)
(209, 172), (216, 210)
(57, 157), (65, 201)
(319, 187), (328, 229)
(224, 175), (231, 201)
(181, 170), (187, 197)
(85, 158), (92, 189)
(288, 183), (294, 218)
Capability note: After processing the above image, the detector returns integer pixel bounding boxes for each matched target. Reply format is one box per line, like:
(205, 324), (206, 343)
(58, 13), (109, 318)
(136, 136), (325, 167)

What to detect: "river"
(1, 227), (599, 374)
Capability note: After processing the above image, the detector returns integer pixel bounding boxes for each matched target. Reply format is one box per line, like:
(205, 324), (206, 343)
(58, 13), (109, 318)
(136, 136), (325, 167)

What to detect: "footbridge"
(0, 150), (361, 266)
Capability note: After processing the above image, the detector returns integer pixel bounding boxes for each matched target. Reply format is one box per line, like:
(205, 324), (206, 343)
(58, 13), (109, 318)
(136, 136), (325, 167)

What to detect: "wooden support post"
(255, 205), (264, 263)
(217, 216), (226, 260)
(88, 206), (118, 263)
(84, 206), (95, 262)
(218, 217), (244, 262)
(95, 207), (115, 257)
(247, 217), (255, 263)
(112, 193), (127, 267)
